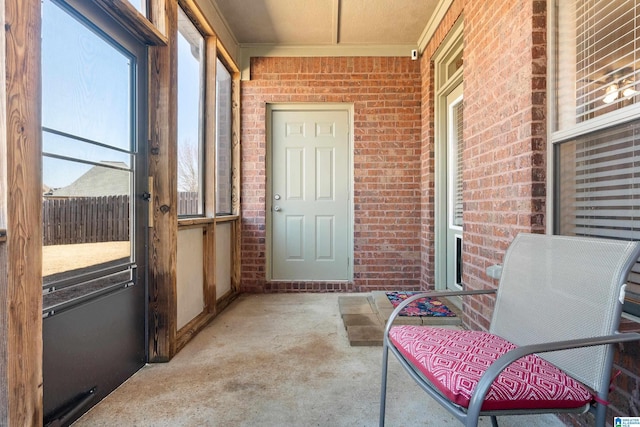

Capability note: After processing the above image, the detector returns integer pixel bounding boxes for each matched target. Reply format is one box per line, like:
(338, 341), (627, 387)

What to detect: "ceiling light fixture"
(621, 78), (638, 98)
(602, 68), (638, 104)
(603, 83), (619, 104)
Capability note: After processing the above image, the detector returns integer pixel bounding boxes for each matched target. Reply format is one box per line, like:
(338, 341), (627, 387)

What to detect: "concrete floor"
(74, 293), (565, 427)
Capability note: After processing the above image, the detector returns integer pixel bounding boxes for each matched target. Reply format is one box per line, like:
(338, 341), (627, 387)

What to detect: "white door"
(271, 109), (350, 280)
(446, 85), (464, 291)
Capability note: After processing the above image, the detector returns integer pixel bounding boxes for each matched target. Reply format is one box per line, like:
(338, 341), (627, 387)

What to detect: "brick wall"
(419, 0), (546, 331)
(239, 3), (640, 423)
(420, 1), (639, 425)
(609, 321), (640, 424)
(240, 57), (422, 292)
(418, 0), (466, 295)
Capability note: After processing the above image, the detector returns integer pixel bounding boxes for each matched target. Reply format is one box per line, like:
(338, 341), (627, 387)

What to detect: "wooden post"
(148, 0), (178, 362)
(1, 0), (43, 424)
(231, 64), (242, 292)
(0, 0), (8, 420)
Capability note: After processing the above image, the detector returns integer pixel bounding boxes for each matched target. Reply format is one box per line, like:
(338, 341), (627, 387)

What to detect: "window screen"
(177, 7), (204, 216)
(215, 58), (233, 215)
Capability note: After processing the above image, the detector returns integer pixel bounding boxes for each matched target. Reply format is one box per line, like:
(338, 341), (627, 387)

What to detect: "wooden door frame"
(1, 0), (43, 424)
(0, 0), (172, 423)
(265, 103), (354, 282)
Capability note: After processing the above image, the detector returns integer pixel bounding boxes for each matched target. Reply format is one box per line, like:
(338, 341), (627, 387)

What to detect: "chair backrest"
(490, 233), (640, 391)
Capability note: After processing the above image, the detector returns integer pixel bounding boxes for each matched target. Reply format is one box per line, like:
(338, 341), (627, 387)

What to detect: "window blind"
(557, 120), (640, 313)
(215, 58), (233, 215)
(177, 6), (205, 216)
(453, 101), (464, 227)
(574, 0), (639, 123)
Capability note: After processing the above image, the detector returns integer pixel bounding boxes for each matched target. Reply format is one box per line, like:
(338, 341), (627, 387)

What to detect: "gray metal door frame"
(41, 1), (148, 424)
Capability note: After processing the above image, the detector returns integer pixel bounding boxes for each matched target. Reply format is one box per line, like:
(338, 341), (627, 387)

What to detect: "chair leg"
(594, 401), (606, 427)
(379, 341), (390, 427)
(490, 415), (499, 427)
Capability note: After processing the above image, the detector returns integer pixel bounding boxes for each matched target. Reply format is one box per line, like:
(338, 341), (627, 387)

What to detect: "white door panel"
(271, 109), (350, 280)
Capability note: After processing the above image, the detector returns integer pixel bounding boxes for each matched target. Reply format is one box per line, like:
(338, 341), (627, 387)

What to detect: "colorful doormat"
(385, 292), (457, 317)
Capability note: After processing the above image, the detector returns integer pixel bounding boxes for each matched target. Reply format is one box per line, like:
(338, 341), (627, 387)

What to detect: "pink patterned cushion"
(389, 326), (593, 411)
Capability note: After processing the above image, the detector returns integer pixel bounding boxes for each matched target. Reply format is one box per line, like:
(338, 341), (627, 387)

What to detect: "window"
(556, 0), (639, 128)
(553, 0), (640, 316)
(215, 58), (233, 215)
(177, 7), (204, 216)
(41, 0), (140, 307)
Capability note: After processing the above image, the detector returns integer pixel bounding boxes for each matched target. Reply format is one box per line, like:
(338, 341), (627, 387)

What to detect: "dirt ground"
(42, 241), (130, 276)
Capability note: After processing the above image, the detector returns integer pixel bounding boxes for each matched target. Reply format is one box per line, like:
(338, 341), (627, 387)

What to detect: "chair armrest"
(384, 289), (497, 335)
(466, 332), (640, 419)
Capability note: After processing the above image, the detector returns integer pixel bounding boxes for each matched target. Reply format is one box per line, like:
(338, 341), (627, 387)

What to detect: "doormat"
(385, 292), (457, 317)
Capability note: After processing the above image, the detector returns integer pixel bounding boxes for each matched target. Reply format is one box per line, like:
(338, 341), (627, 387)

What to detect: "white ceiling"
(210, 0), (440, 47)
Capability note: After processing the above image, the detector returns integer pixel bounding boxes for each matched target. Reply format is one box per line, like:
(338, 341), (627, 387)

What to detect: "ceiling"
(210, 0), (440, 47)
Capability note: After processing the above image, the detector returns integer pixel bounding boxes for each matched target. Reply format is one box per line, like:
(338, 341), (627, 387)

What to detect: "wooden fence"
(42, 192), (200, 245)
(43, 196), (129, 246)
(178, 192), (200, 216)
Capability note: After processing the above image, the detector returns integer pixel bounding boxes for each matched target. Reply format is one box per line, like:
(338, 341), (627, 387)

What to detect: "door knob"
(274, 194), (281, 200)
(273, 206), (281, 212)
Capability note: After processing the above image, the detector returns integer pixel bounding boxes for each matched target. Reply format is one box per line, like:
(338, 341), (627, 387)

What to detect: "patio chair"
(380, 233), (640, 427)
